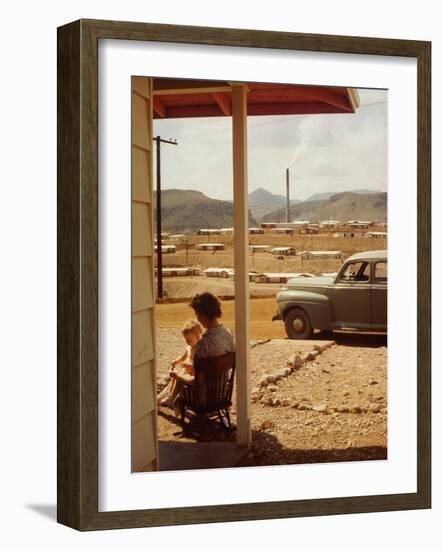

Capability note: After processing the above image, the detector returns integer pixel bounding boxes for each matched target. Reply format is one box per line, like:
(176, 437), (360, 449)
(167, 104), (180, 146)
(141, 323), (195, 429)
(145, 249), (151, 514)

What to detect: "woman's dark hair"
(189, 292), (222, 320)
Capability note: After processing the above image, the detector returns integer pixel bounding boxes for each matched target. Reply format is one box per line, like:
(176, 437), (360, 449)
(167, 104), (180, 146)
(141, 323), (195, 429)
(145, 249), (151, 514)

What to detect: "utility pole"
(301, 236), (304, 267)
(153, 135), (178, 299)
(286, 168), (290, 223)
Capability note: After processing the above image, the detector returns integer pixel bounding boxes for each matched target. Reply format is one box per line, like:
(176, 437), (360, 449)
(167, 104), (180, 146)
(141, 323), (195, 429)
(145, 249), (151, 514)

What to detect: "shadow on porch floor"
(157, 403), (248, 471)
(159, 440), (248, 471)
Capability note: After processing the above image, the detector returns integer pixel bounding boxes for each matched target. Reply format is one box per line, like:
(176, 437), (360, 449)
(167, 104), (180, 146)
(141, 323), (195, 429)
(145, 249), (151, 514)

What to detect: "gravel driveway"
(156, 328), (387, 467)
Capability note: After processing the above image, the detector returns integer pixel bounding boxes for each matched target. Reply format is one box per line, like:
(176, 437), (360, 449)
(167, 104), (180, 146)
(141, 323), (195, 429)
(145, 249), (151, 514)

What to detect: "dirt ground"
(156, 325), (387, 468)
(153, 233), (387, 468)
(161, 232), (387, 277)
(162, 276), (282, 301)
(156, 297), (287, 339)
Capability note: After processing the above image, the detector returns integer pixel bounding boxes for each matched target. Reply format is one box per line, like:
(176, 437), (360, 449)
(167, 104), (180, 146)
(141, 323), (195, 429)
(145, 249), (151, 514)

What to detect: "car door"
(328, 260), (371, 327)
(371, 260), (387, 328)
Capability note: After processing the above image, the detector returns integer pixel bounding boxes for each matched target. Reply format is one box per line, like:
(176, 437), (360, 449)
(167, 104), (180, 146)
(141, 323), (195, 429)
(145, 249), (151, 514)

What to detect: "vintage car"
(273, 250), (387, 339)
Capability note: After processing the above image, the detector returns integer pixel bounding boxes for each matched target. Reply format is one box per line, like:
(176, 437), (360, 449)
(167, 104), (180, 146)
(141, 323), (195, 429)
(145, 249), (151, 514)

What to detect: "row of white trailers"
(203, 269), (321, 283)
(154, 244), (346, 256)
(156, 224), (386, 240)
(154, 266), (325, 283)
(195, 222), (385, 234)
(155, 232), (387, 251)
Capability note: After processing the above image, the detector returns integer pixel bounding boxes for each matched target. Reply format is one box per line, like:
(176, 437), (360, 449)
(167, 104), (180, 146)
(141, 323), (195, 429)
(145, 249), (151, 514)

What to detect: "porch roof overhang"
(152, 78), (359, 119)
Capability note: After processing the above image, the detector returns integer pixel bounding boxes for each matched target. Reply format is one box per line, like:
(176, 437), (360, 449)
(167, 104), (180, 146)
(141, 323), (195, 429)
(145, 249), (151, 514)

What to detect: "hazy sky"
(153, 88), (387, 201)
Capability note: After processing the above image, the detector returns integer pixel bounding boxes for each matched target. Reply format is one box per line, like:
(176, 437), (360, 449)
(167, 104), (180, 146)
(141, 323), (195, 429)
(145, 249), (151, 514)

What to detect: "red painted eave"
(152, 79), (359, 119)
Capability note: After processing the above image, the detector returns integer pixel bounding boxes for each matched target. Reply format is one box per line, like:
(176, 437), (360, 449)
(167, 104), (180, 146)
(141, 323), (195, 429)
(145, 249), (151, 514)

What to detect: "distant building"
(249, 227), (265, 234)
(290, 220), (310, 228)
(261, 221), (309, 230)
(154, 244), (176, 254)
(271, 247), (296, 256)
(203, 267), (260, 281)
(252, 272), (314, 284)
(219, 228), (234, 235)
(197, 228), (220, 236)
(249, 245), (270, 252)
(343, 220), (373, 228)
(204, 267), (233, 278)
(299, 226), (319, 234)
(365, 231), (387, 239)
(260, 222), (277, 229)
(269, 227), (294, 235)
(320, 220), (341, 228)
(300, 250), (342, 259)
(156, 267), (200, 277)
(196, 243), (226, 251)
(332, 231), (365, 238)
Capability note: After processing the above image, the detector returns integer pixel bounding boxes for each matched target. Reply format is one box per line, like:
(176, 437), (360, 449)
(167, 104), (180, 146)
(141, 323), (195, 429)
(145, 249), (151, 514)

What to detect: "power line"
(153, 100), (388, 137)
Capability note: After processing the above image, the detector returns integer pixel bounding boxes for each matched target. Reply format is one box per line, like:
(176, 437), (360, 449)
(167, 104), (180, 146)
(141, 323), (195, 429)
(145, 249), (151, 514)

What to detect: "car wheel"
(284, 307), (313, 340)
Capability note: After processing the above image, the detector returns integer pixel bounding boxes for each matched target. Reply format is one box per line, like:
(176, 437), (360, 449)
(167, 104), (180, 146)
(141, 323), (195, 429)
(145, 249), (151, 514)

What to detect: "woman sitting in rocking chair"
(170, 292), (235, 409)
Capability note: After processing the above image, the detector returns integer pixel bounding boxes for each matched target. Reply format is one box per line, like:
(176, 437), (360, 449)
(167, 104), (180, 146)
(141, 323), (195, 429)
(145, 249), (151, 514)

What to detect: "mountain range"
(153, 189), (257, 233)
(261, 191), (387, 224)
(154, 188), (386, 232)
(303, 188), (380, 202)
(248, 187), (301, 220)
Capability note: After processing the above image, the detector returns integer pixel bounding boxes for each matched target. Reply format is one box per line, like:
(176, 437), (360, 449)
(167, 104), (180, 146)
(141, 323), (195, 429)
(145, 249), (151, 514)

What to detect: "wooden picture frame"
(57, 19), (431, 530)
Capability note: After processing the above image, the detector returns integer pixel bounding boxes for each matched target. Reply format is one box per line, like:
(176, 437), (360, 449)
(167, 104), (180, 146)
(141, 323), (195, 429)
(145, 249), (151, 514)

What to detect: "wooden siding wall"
(131, 77), (158, 472)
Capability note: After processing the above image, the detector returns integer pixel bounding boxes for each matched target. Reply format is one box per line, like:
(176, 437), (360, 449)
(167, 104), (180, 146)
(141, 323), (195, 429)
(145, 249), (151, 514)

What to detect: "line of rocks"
(250, 338), (271, 349)
(257, 396), (386, 415)
(252, 342), (334, 405)
(252, 343), (386, 415)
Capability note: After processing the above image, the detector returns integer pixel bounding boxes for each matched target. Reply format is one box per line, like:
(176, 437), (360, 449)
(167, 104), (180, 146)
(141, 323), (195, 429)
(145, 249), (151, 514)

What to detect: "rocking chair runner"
(176, 352), (236, 431)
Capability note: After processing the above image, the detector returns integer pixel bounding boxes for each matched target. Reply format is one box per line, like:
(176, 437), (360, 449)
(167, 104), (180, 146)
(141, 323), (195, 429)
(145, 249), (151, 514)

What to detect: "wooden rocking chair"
(176, 352), (236, 432)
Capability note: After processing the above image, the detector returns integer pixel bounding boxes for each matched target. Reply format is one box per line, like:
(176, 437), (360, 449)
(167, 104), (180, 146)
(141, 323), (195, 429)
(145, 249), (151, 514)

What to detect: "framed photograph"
(57, 19), (431, 530)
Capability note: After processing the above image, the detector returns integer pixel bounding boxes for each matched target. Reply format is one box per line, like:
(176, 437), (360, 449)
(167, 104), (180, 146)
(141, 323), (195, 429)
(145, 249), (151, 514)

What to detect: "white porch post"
(231, 84), (251, 448)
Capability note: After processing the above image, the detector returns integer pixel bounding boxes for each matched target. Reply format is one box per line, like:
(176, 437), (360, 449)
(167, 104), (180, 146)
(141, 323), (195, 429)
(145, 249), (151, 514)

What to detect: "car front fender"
(277, 291), (332, 330)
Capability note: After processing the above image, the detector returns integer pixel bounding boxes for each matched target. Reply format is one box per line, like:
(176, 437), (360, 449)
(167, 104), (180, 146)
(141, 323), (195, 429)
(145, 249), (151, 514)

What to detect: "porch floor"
(159, 440), (248, 471)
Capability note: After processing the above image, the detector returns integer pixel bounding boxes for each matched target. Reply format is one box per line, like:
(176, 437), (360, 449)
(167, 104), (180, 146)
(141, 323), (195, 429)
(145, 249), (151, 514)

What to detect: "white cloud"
(153, 87), (387, 201)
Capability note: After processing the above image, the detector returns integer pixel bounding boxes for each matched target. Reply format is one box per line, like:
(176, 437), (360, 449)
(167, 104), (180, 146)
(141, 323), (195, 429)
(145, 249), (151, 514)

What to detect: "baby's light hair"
(182, 319), (203, 337)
